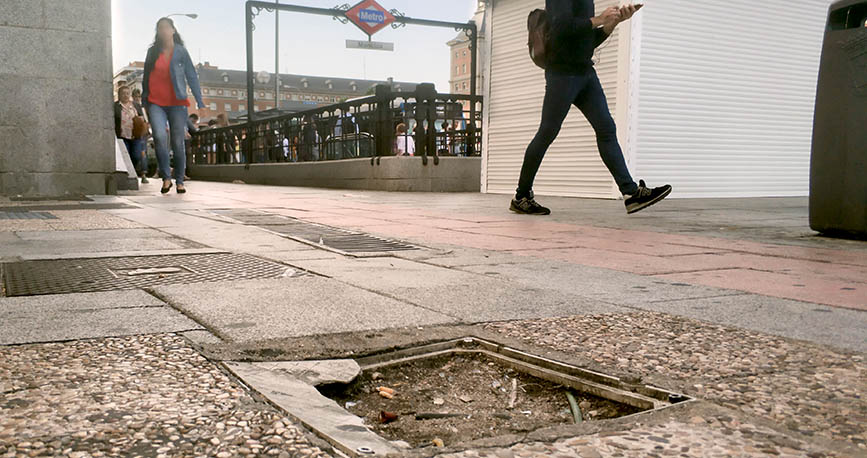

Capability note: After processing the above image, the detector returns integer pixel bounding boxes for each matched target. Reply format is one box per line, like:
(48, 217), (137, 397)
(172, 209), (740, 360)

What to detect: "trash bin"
(810, 0), (867, 237)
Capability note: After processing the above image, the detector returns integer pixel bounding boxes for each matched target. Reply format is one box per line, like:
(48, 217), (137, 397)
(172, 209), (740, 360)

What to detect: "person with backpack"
(514, 1), (671, 215)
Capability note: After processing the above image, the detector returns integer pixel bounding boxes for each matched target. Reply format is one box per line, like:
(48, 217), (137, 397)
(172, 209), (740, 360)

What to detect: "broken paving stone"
(459, 395), (474, 403)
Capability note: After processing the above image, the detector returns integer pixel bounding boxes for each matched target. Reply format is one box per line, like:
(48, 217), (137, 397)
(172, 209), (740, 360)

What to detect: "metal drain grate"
(214, 210), (418, 255)
(2, 253), (295, 297)
(0, 211), (58, 220)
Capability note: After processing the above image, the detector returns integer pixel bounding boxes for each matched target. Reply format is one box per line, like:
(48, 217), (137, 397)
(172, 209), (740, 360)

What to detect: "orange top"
(147, 51), (189, 107)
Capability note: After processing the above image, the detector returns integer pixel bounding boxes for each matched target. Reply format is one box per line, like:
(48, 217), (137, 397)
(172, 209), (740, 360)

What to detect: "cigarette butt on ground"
(379, 390), (395, 399)
(377, 386), (396, 395)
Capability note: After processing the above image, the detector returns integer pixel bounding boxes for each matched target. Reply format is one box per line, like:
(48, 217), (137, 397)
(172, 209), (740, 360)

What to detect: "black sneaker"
(510, 194), (551, 215)
(624, 180), (672, 214)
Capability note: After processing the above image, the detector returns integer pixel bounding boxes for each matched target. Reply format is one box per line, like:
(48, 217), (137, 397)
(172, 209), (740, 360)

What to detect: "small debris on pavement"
(459, 395), (474, 403)
(380, 411), (399, 424)
(432, 438), (445, 448)
(433, 397), (445, 405)
(370, 372), (384, 380)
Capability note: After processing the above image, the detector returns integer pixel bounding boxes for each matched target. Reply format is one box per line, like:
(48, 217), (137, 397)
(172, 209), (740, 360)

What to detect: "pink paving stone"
(667, 252), (867, 285)
(655, 269), (867, 311)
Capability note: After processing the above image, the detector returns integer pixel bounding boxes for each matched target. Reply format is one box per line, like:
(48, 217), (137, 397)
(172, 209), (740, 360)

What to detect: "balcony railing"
(189, 83), (482, 167)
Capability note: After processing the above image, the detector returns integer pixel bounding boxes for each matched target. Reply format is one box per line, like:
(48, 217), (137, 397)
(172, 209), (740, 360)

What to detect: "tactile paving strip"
(1, 253), (295, 297)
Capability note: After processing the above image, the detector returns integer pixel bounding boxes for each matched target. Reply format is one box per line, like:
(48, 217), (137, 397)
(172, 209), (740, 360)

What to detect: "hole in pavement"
(317, 337), (691, 451)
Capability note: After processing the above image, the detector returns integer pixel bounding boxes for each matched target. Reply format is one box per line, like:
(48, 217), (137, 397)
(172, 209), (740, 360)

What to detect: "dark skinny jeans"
(517, 68), (638, 198)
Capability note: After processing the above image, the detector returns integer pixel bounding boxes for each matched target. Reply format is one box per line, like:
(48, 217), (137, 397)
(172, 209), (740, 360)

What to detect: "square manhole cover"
(1, 253), (296, 297)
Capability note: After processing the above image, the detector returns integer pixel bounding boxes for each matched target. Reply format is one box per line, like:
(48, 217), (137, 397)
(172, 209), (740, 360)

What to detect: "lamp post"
(275, 0), (280, 109)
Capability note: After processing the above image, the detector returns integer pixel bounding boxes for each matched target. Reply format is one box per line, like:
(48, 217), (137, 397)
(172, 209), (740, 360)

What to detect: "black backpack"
(527, 9), (550, 69)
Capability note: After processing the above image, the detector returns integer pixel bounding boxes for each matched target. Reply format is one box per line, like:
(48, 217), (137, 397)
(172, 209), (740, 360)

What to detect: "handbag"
(133, 115), (149, 139)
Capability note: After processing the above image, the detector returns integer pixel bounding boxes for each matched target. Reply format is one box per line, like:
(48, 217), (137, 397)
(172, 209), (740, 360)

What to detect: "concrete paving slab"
(634, 294), (867, 353)
(290, 257), (474, 289)
(386, 282), (630, 323)
(0, 229), (204, 260)
(14, 228), (170, 241)
(0, 290), (164, 312)
(152, 277), (458, 343)
(241, 360), (361, 386)
(0, 306), (203, 345)
(459, 259), (741, 307)
(224, 361), (399, 457)
(263, 250), (346, 263)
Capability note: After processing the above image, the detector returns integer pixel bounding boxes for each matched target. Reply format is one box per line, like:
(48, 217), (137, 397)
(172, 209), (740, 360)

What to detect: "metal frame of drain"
(354, 337), (692, 412)
(230, 337), (694, 458)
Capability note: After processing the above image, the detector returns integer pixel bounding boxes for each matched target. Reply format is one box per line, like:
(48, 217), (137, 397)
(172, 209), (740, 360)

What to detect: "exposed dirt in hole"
(320, 353), (643, 448)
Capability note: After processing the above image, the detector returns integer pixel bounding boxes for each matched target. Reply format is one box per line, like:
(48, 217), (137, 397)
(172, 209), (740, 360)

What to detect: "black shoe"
(625, 180), (672, 214)
(177, 185), (186, 194)
(160, 181), (173, 194)
(510, 194), (551, 215)
(140, 176), (149, 184)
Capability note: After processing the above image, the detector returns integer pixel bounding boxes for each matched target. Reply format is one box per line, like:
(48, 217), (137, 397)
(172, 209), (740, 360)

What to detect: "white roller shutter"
(484, 0), (626, 198)
(633, 0), (832, 198)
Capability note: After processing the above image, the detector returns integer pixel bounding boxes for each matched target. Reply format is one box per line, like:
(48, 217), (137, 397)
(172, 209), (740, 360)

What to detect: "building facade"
(448, 1), (487, 105)
(113, 62), (416, 122)
(482, 0), (833, 198)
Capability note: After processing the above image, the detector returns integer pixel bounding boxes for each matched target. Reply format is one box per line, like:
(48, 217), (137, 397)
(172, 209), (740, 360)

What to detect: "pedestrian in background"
(142, 17), (205, 194)
(130, 88), (150, 182)
(395, 123), (415, 156)
(113, 86), (148, 183)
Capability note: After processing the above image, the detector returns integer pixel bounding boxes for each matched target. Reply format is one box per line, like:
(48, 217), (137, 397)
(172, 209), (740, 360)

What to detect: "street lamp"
(167, 13), (198, 19)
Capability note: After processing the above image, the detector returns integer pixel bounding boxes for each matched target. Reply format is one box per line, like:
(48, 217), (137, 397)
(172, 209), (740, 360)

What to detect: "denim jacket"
(142, 44), (205, 109)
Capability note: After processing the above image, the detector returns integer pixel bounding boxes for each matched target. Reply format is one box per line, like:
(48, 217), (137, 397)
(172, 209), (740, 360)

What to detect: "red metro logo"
(345, 0), (396, 37)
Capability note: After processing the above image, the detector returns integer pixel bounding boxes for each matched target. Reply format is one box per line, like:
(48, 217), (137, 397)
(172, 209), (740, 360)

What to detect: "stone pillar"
(0, 0), (116, 198)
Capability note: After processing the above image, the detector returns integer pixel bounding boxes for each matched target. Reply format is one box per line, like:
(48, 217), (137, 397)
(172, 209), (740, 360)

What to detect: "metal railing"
(190, 83), (482, 167)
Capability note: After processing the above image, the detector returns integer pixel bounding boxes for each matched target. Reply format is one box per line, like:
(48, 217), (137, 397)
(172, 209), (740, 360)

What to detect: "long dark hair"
(152, 17), (185, 51)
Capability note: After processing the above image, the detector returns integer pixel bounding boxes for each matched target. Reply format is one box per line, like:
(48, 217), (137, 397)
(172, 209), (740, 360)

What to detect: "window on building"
(259, 92), (264, 97)
(240, 106), (246, 112)
(455, 52), (459, 58)
(462, 64), (466, 74)
(232, 90), (237, 96)
(463, 50), (467, 57)
(209, 102), (217, 111)
(225, 103), (232, 112)
(217, 89), (223, 95)
(203, 88), (210, 95)
(455, 84), (460, 92)
(463, 82), (468, 90)
(222, 74), (229, 83)
(455, 66), (459, 75)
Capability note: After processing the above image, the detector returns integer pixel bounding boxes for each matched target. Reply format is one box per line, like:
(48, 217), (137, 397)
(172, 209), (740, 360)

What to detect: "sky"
(111, 0), (478, 90)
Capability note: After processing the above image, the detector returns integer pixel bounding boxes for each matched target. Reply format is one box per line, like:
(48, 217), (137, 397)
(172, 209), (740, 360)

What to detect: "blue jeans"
(517, 69), (638, 198)
(146, 104), (188, 185)
(121, 138), (145, 176)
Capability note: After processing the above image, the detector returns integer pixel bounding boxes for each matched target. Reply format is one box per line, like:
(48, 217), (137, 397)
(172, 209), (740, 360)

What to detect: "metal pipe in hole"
(565, 391), (584, 424)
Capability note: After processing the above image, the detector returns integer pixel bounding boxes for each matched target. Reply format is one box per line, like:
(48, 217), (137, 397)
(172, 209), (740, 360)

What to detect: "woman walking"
(113, 86), (148, 183)
(142, 17), (204, 194)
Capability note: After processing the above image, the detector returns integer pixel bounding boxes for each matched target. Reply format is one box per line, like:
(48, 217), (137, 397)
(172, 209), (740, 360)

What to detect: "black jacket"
(113, 101), (144, 139)
(546, 0), (611, 74)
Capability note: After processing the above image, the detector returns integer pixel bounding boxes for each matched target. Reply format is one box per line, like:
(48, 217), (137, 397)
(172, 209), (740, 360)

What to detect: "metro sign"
(345, 0), (395, 37)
